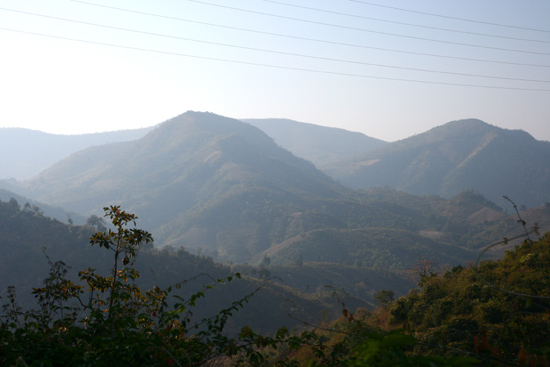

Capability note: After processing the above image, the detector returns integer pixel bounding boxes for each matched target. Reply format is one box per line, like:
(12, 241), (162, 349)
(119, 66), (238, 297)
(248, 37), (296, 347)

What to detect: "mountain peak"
(425, 118), (535, 143)
(323, 118), (550, 209)
(399, 119), (498, 145)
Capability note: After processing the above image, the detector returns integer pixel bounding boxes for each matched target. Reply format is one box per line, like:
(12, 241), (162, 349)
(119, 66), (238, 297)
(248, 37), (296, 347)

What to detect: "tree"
(0, 206), (245, 365)
(6, 197), (19, 214)
(86, 214), (106, 231)
(0, 206), (317, 366)
(407, 257), (435, 282)
(260, 255), (271, 268)
(0, 205), (486, 367)
(88, 206), (153, 315)
(376, 289), (395, 308)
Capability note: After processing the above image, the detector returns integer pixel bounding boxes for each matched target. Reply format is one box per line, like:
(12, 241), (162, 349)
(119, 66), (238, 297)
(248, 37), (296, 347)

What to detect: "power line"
(69, 0), (550, 69)
(2, 27), (549, 92)
(188, 0), (550, 56)
(3, 7), (547, 84)
(349, 0), (550, 34)
(262, 0), (550, 44)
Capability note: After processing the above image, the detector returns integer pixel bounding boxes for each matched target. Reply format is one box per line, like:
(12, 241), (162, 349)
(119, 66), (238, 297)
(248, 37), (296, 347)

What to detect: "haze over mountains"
(2, 110), (550, 335)
(243, 118), (387, 168)
(3, 114), (548, 215)
(323, 119), (550, 209)
(0, 126), (154, 180)
(1, 111), (548, 267)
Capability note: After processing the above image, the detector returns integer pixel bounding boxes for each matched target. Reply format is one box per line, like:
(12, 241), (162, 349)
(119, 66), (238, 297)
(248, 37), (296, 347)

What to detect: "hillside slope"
(242, 118), (386, 168)
(0, 198), (366, 334)
(324, 119), (550, 209)
(10, 112), (358, 262)
(0, 126), (153, 179)
(4, 113), (546, 267)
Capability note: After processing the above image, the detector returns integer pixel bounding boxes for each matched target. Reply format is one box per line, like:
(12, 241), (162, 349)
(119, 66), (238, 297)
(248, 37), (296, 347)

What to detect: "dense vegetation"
(389, 234), (550, 359)
(0, 199), (363, 335)
(1, 113), (550, 365)
(264, 233), (550, 366)
(2, 203), (548, 366)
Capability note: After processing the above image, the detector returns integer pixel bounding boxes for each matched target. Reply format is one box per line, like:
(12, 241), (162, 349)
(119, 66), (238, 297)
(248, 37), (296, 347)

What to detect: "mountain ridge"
(323, 119), (550, 209)
(6, 112), (354, 262)
(2, 113), (548, 265)
(242, 118), (387, 168)
(0, 126), (154, 179)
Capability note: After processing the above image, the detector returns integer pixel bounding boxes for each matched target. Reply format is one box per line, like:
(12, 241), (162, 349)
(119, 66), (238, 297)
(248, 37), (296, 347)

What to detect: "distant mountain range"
(6, 116), (547, 215)
(323, 119), (550, 209)
(2, 110), (550, 333)
(8, 112), (349, 262)
(0, 119), (382, 181)
(242, 118), (386, 168)
(0, 126), (154, 179)
(2, 111), (548, 268)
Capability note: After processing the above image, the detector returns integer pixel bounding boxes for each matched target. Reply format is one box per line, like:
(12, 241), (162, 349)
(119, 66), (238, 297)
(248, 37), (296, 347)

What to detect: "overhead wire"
(187, 0), (550, 56)
(262, 0), (550, 44)
(2, 7), (548, 84)
(69, 0), (550, 69)
(2, 27), (549, 92)
(349, 0), (550, 34)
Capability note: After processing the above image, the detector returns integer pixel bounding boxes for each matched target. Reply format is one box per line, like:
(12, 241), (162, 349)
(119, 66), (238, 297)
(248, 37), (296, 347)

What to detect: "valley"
(1, 111), (549, 364)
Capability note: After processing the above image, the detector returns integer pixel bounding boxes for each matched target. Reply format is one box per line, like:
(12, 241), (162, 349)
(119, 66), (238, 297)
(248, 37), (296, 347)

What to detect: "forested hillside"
(279, 234), (550, 366)
(0, 199), (366, 335)
(385, 232), (550, 362)
(2, 113), (549, 268)
(2, 199), (548, 366)
(324, 119), (550, 209)
(0, 188), (86, 225)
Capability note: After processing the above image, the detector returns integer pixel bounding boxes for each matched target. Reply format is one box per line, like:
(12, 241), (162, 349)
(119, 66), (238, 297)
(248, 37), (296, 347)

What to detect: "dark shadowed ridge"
(0, 188), (86, 224)
(323, 119), (550, 209)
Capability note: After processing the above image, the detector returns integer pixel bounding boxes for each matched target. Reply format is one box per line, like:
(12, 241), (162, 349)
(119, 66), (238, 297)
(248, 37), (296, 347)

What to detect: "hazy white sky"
(0, 0), (549, 142)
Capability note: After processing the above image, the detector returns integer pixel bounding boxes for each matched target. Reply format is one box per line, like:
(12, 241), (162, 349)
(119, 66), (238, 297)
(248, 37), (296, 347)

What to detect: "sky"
(0, 0), (549, 142)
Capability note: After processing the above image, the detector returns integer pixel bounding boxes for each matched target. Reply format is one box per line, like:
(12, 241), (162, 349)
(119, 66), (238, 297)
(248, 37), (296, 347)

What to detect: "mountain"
(3, 111), (550, 337)
(4, 112), (546, 267)
(9, 112), (358, 262)
(323, 119), (550, 209)
(22, 112), (342, 213)
(0, 126), (154, 179)
(242, 118), (387, 168)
